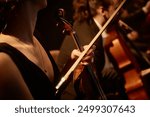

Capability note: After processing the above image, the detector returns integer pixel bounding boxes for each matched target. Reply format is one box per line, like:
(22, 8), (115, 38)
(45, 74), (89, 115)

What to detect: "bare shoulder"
(0, 52), (22, 81)
(0, 53), (33, 99)
(0, 52), (18, 76)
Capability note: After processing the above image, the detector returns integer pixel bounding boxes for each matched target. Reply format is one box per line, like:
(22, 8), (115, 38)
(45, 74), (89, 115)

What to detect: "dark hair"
(73, 0), (113, 22)
(0, 0), (20, 32)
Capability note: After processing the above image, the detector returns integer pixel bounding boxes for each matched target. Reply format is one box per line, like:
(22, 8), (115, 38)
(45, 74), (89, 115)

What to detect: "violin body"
(104, 26), (150, 99)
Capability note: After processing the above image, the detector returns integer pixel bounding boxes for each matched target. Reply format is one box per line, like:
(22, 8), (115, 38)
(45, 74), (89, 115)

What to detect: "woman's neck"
(3, 1), (38, 44)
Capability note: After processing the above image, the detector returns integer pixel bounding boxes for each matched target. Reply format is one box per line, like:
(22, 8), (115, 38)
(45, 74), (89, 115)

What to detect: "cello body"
(104, 26), (150, 99)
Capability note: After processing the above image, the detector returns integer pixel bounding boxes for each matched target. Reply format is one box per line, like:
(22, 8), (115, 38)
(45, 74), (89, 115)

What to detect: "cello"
(55, 0), (127, 99)
(56, 9), (107, 99)
(104, 19), (150, 99)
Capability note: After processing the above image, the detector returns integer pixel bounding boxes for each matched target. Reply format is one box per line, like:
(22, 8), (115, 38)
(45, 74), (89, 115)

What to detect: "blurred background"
(35, 0), (148, 50)
(35, 0), (73, 50)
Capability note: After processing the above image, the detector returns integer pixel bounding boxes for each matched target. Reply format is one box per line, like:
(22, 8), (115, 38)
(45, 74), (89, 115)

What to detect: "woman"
(0, 0), (93, 99)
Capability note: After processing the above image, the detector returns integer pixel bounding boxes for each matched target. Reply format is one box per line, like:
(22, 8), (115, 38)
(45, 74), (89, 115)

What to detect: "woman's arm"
(0, 53), (33, 99)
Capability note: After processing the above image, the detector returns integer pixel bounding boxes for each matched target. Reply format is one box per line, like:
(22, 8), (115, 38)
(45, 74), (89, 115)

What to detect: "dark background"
(35, 0), (148, 50)
(35, 0), (73, 50)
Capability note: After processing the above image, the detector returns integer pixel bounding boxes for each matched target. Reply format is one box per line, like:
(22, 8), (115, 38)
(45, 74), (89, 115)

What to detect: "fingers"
(83, 45), (96, 55)
(71, 45), (96, 65)
(80, 61), (89, 66)
(71, 49), (81, 59)
(127, 31), (139, 40)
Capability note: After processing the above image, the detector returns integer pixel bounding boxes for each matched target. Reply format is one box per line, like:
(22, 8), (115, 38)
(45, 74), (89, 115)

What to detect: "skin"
(0, 0), (50, 99)
(0, 0), (93, 99)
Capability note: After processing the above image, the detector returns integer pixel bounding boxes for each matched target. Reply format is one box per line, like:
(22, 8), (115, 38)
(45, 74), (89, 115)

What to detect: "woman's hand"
(71, 45), (96, 65)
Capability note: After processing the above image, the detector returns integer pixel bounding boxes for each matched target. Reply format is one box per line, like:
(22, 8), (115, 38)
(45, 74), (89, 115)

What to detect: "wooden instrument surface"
(105, 28), (150, 99)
